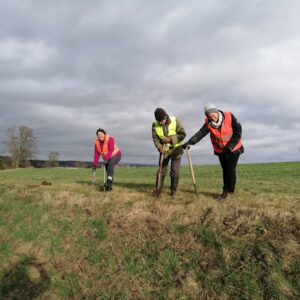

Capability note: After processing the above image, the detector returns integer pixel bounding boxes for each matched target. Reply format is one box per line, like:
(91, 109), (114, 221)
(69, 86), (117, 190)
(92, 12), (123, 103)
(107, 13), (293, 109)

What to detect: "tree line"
(1, 125), (59, 169)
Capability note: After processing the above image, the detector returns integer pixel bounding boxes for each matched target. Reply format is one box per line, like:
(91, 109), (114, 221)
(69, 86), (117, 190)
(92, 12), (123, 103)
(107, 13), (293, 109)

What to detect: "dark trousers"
(104, 154), (121, 180)
(218, 151), (240, 193)
(161, 156), (181, 178)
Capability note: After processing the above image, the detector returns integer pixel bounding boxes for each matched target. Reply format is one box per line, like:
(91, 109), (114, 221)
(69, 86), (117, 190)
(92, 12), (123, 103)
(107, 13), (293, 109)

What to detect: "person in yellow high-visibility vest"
(152, 108), (186, 196)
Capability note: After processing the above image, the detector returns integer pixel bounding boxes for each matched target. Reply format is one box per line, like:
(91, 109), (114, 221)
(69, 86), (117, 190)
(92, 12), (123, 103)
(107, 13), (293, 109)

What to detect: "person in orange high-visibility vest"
(92, 128), (121, 191)
(183, 104), (244, 200)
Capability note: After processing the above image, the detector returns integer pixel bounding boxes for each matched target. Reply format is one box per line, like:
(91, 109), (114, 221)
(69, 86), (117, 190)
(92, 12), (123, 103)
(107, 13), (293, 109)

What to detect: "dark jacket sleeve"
(226, 114), (242, 151)
(188, 123), (210, 145)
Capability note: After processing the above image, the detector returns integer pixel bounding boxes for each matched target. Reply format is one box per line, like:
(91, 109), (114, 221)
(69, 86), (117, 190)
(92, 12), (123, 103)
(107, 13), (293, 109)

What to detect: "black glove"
(182, 142), (190, 150)
(223, 146), (232, 154)
(92, 166), (97, 171)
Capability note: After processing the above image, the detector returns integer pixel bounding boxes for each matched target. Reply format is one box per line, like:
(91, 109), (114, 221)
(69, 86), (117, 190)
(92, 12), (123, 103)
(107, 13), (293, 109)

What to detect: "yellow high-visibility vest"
(155, 116), (183, 151)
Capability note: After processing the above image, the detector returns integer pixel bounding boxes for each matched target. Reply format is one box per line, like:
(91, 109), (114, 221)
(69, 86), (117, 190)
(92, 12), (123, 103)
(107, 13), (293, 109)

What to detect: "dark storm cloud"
(0, 0), (299, 164)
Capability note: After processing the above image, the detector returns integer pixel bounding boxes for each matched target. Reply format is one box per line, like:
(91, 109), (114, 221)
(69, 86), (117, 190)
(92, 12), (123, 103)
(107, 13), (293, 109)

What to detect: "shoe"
(103, 185), (112, 192)
(103, 179), (113, 192)
(218, 191), (233, 201)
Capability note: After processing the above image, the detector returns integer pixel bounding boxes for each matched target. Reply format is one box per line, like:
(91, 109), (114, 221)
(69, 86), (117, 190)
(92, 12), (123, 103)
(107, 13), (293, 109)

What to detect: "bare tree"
(4, 125), (37, 168)
(47, 151), (60, 167)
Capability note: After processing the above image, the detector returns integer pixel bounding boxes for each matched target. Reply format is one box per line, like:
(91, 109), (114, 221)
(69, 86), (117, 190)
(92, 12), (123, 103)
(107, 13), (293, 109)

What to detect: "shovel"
(154, 144), (165, 198)
(186, 146), (199, 199)
(103, 164), (107, 191)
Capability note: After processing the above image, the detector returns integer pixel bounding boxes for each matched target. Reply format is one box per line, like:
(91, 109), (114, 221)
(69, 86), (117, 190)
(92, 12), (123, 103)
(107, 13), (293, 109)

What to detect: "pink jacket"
(93, 136), (121, 166)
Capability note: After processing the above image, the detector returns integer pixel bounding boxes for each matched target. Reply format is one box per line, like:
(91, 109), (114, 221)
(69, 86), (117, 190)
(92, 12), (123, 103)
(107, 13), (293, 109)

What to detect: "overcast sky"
(1, 0), (299, 165)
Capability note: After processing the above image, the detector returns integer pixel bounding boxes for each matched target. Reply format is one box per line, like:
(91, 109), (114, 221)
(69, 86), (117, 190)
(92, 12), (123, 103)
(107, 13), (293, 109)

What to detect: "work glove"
(160, 136), (172, 144)
(223, 145), (232, 154)
(182, 142), (190, 150)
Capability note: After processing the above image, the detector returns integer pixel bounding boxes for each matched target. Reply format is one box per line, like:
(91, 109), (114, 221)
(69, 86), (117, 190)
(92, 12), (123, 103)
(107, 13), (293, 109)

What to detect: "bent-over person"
(152, 108), (186, 197)
(93, 128), (121, 191)
(183, 104), (244, 200)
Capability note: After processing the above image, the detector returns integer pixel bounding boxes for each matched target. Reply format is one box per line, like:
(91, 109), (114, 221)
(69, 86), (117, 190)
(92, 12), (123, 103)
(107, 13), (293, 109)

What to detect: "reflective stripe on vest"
(95, 135), (120, 158)
(205, 112), (243, 153)
(154, 116), (183, 151)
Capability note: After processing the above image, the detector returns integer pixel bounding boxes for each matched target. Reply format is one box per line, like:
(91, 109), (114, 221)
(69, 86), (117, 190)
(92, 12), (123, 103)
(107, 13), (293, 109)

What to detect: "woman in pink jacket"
(92, 128), (121, 191)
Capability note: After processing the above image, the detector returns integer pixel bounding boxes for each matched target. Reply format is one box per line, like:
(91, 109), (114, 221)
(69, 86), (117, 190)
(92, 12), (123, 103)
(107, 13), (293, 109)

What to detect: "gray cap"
(204, 103), (218, 115)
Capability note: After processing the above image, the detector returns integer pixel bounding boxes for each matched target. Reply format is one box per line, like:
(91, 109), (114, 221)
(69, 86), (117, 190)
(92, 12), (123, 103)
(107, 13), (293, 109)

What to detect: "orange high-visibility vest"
(95, 135), (120, 159)
(205, 112), (243, 153)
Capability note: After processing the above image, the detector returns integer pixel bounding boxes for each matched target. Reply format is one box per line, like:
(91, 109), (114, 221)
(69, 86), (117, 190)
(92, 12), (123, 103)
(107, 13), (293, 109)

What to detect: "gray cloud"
(0, 0), (299, 164)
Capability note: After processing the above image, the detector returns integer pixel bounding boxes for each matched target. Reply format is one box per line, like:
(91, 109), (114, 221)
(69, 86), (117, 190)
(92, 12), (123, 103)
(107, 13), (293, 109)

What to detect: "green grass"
(0, 162), (299, 299)
(91, 219), (107, 241)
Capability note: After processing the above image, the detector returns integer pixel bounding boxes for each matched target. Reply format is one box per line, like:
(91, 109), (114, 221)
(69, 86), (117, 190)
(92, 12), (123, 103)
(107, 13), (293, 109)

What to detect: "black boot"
(171, 177), (179, 197)
(103, 179), (113, 192)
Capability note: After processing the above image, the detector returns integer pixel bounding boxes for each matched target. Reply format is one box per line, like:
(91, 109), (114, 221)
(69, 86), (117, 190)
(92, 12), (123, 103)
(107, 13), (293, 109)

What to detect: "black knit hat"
(96, 128), (106, 135)
(154, 108), (168, 122)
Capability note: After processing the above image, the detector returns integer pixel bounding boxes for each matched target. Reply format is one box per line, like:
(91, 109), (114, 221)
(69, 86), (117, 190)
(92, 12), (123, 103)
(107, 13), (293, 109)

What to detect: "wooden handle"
(156, 144), (165, 191)
(186, 147), (196, 185)
(103, 166), (106, 184)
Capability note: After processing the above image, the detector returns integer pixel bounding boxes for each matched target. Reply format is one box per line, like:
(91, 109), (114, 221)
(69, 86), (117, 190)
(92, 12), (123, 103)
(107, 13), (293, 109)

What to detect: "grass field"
(0, 162), (299, 299)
